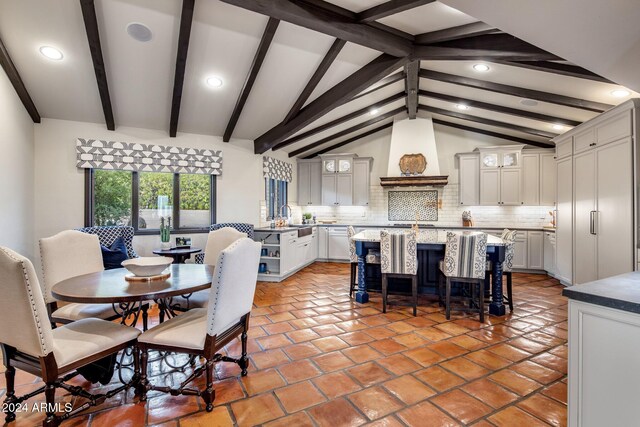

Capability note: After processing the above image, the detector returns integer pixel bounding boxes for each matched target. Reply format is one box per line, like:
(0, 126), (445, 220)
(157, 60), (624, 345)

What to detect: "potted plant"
(160, 216), (172, 249)
(302, 213), (312, 224)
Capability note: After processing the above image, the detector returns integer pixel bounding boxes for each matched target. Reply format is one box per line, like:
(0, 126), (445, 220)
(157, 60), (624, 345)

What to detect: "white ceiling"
(0, 0), (638, 157)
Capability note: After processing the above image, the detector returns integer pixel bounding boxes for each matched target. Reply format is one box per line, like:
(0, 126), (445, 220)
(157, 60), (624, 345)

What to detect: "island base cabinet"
(568, 300), (640, 427)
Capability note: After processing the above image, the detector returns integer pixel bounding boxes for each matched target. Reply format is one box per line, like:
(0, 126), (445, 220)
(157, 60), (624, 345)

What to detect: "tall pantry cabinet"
(554, 99), (639, 285)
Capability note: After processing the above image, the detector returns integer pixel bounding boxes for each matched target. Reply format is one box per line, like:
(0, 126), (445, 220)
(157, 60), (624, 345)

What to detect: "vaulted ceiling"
(0, 0), (638, 158)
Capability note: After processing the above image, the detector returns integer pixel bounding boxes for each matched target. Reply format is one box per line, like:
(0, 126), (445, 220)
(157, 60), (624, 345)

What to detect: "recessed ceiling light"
(520, 98), (538, 107)
(127, 22), (153, 42)
(552, 124), (565, 131)
(206, 76), (223, 88)
(455, 104), (469, 110)
(472, 63), (490, 72)
(611, 89), (630, 98)
(369, 108), (379, 116)
(39, 46), (63, 61)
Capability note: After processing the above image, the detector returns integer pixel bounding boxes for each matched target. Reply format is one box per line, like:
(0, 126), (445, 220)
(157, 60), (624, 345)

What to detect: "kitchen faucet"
(278, 204), (292, 226)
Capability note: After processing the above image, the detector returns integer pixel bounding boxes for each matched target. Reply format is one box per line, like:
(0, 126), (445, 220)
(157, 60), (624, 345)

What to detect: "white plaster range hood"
(380, 117), (448, 187)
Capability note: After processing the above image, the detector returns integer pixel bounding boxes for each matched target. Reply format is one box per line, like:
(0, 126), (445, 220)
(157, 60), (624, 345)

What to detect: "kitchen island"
(352, 229), (508, 315)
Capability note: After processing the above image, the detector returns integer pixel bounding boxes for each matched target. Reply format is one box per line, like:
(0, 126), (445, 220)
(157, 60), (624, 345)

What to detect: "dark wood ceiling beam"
(223, 17), (279, 142)
(418, 104), (557, 139)
(420, 69), (613, 112)
(493, 60), (615, 84)
(219, 0), (413, 56)
(432, 118), (553, 148)
(351, 70), (405, 101)
(289, 106), (405, 157)
(303, 122), (393, 158)
(80, 0), (115, 130)
(415, 22), (499, 44)
(414, 46), (558, 61)
(274, 91), (405, 150)
(427, 33), (557, 57)
(0, 37), (40, 123)
(405, 60), (419, 119)
(357, 0), (435, 22)
(255, 54), (408, 153)
(169, 0), (195, 137)
(284, 38), (346, 123)
(418, 90), (581, 127)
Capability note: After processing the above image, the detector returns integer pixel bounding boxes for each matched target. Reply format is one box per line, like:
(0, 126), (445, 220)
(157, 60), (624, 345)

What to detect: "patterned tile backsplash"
(260, 184), (554, 228)
(388, 190), (438, 221)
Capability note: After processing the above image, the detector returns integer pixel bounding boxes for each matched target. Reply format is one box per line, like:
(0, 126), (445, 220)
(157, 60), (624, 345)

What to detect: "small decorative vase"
(160, 216), (172, 250)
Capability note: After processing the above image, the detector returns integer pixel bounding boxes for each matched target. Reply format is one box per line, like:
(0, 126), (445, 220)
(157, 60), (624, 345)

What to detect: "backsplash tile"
(388, 190), (438, 221)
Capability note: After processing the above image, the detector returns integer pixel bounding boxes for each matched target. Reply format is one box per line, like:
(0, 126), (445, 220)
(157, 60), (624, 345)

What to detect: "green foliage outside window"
(94, 170), (132, 226)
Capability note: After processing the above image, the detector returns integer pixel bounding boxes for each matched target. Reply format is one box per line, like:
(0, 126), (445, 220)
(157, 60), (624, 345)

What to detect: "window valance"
(76, 138), (222, 175)
(263, 156), (292, 182)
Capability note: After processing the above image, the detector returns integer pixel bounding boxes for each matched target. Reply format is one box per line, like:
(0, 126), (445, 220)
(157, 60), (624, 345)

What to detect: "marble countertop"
(563, 272), (640, 314)
(311, 223), (554, 232)
(352, 229), (506, 246)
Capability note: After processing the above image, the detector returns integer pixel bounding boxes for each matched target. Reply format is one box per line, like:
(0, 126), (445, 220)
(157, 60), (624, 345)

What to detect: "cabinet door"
(327, 228), (350, 261)
(543, 232), (555, 275)
(540, 153), (557, 206)
(521, 154), (539, 205)
(596, 138), (633, 279)
(500, 168), (522, 205)
(480, 169), (500, 205)
(573, 150), (597, 284)
(279, 232), (297, 275)
(353, 160), (370, 206)
(309, 161), (322, 205)
(309, 233), (319, 262)
(512, 233), (528, 269)
(527, 231), (544, 270)
(318, 227), (328, 259)
(336, 174), (353, 206)
(556, 157), (573, 284)
(458, 154), (479, 206)
(322, 174), (337, 205)
(297, 163), (311, 205)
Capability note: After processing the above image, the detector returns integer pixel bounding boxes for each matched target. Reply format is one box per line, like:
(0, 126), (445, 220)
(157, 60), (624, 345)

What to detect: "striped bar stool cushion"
(442, 232), (487, 279)
(486, 229), (517, 272)
(380, 230), (417, 275)
(347, 226), (358, 263)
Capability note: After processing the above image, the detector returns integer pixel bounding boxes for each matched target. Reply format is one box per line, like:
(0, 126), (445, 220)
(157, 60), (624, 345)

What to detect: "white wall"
(0, 66), (35, 258)
(34, 119), (294, 257)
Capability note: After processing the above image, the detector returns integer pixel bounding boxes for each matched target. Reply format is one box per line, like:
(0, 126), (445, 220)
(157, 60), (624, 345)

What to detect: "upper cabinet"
(457, 153), (480, 206)
(353, 158), (372, 206)
(298, 160), (322, 206)
(323, 156), (352, 174)
(299, 155), (371, 207)
(478, 146), (523, 206)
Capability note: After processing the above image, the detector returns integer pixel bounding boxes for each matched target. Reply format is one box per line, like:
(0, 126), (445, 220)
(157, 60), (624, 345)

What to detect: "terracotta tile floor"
(1, 263), (568, 426)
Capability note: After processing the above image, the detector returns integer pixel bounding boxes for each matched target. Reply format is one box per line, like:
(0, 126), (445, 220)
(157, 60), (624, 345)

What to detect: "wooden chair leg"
(4, 366), (16, 423)
(438, 273), (444, 307)
(349, 263), (357, 298)
(479, 280), (485, 323)
(445, 277), (452, 320)
(132, 345), (141, 396)
(381, 274), (388, 313)
(203, 359), (215, 412)
(240, 329), (249, 376)
(506, 272), (514, 311)
(139, 348), (149, 402)
(43, 383), (59, 427)
(412, 275), (418, 317)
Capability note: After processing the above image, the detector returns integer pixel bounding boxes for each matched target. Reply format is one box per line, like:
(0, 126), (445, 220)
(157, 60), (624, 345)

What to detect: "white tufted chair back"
(39, 230), (104, 304)
(203, 227), (247, 266)
(206, 238), (261, 337)
(0, 247), (54, 358)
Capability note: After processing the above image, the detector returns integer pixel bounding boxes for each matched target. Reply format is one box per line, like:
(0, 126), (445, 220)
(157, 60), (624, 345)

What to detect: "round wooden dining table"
(51, 264), (213, 324)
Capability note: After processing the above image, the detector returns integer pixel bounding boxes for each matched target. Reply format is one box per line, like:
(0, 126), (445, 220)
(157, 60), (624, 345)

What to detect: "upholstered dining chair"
(39, 230), (135, 327)
(170, 227), (247, 315)
(380, 230), (418, 316)
(486, 229), (517, 311)
(0, 246), (141, 426)
(76, 225), (138, 259)
(195, 223), (254, 264)
(137, 238), (261, 411)
(439, 231), (488, 322)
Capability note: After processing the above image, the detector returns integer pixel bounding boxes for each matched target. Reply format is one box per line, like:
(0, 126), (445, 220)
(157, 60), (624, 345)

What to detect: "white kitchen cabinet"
(527, 231), (544, 270)
(353, 158), (371, 206)
(457, 153), (479, 206)
(480, 169), (500, 206)
(573, 149), (597, 284)
(512, 232), (528, 270)
(540, 153), (556, 206)
(544, 231), (556, 275)
(327, 227), (350, 261)
(521, 154), (539, 205)
(500, 168), (522, 205)
(278, 231), (298, 276)
(478, 145), (523, 206)
(318, 226), (328, 259)
(297, 160), (322, 206)
(322, 174), (353, 206)
(556, 154), (573, 285)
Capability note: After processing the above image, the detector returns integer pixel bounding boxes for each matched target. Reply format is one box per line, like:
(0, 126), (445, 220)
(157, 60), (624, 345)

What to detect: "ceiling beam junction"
(405, 60), (419, 119)
(357, 0), (435, 22)
(303, 122), (394, 158)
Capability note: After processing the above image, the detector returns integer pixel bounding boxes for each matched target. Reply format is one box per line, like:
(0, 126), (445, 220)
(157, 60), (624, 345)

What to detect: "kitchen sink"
(297, 227), (313, 238)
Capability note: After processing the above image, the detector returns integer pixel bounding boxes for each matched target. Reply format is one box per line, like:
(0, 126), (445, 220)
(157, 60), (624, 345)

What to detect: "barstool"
(380, 230), (418, 316)
(439, 231), (488, 322)
(486, 229), (516, 311)
(347, 226), (380, 298)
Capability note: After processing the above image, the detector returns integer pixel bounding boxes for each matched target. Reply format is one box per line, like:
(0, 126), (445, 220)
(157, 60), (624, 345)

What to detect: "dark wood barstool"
(380, 230), (418, 316)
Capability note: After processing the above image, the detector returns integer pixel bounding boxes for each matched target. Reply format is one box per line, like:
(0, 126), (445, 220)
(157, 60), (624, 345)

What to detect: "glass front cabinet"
(477, 146), (524, 206)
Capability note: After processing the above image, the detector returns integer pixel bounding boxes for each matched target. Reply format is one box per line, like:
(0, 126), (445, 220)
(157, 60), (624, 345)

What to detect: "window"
(266, 178), (288, 220)
(86, 169), (216, 234)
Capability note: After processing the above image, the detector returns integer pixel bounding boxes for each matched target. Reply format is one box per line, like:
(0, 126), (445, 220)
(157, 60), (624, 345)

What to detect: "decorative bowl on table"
(121, 257), (173, 277)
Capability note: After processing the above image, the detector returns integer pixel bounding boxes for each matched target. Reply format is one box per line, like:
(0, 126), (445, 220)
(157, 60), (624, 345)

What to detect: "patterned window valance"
(263, 156), (292, 182)
(76, 138), (222, 175)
